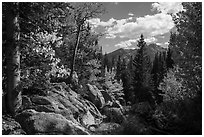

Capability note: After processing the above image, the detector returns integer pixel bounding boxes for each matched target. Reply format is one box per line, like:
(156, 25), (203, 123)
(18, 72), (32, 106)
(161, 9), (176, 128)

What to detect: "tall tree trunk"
(5, 2), (22, 116)
(70, 25), (81, 79)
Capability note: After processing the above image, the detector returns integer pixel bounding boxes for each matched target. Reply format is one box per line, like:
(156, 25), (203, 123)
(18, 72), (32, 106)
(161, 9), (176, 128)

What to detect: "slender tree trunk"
(70, 25), (81, 79)
(5, 2), (22, 116)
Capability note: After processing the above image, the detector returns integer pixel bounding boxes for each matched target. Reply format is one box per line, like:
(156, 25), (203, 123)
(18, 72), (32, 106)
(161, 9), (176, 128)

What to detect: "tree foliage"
(170, 2), (202, 96)
(2, 2), (106, 115)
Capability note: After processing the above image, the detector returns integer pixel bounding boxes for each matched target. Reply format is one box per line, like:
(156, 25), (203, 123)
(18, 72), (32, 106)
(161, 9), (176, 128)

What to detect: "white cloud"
(156, 42), (162, 45)
(88, 18), (100, 28)
(145, 37), (157, 44)
(128, 12), (134, 16)
(156, 42), (169, 48)
(152, 2), (184, 14)
(105, 33), (116, 39)
(115, 39), (137, 48)
(88, 18), (117, 28)
(106, 13), (174, 39)
(89, 3), (182, 40)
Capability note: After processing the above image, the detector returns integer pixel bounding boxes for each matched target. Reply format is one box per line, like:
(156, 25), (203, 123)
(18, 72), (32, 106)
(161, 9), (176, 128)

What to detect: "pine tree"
(111, 57), (115, 72)
(132, 34), (146, 102)
(121, 58), (132, 103)
(166, 47), (174, 70)
(151, 52), (159, 88)
(103, 53), (109, 72)
(121, 58), (127, 70)
(115, 55), (122, 82)
(151, 52), (165, 104)
(128, 55), (133, 72)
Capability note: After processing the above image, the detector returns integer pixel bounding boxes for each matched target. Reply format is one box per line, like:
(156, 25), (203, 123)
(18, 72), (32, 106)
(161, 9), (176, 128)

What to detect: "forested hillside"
(2, 2), (202, 135)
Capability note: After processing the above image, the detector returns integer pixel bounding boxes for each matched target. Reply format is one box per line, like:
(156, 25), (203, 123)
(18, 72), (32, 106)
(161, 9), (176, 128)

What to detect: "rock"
(19, 82), (104, 134)
(86, 84), (105, 108)
(2, 115), (26, 135)
(16, 109), (89, 135)
(31, 96), (53, 105)
(31, 105), (55, 113)
(18, 81), (106, 135)
(93, 122), (122, 135)
(80, 110), (95, 127)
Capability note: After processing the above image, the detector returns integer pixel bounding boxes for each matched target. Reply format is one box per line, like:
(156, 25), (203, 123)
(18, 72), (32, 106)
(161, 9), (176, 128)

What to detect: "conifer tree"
(166, 47), (174, 70)
(115, 55), (121, 82)
(103, 53), (109, 72)
(132, 34), (146, 102)
(151, 52), (165, 104)
(121, 58), (132, 102)
(111, 57), (115, 72)
(128, 55), (133, 73)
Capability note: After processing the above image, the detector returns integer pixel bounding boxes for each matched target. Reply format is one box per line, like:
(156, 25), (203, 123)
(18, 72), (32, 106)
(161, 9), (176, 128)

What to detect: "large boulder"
(86, 84), (105, 108)
(16, 109), (89, 135)
(19, 82), (104, 134)
(80, 110), (95, 127)
(93, 122), (122, 135)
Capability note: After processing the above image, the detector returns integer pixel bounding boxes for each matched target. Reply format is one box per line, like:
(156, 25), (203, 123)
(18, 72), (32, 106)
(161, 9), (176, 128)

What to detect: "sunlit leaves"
(159, 67), (188, 101)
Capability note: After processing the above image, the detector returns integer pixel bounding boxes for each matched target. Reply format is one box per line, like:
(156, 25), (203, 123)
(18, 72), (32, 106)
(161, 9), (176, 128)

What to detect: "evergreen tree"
(121, 58), (132, 103)
(151, 52), (160, 88)
(111, 57), (115, 72)
(103, 53), (109, 72)
(166, 47), (174, 70)
(151, 52), (165, 104)
(132, 34), (146, 102)
(115, 55), (122, 82)
(128, 55), (133, 73)
(121, 58), (127, 70)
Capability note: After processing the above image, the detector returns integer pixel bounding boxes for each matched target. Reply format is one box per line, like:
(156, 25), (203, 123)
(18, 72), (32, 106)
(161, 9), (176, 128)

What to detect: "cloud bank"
(89, 2), (184, 49)
(152, 2), (184, 14)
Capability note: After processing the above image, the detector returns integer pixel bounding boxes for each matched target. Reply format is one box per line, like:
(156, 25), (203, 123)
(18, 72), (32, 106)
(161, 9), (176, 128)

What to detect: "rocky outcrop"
(86, 84), (105, 108)
(4, 81), (129, 135)
(93, 122), (122, 135)
(16, 109), (89, 135)
(17, 82), (105, 135)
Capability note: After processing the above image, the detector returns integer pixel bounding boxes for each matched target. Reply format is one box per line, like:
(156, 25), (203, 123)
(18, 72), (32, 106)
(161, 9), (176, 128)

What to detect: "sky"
(88, 2), (184, 53)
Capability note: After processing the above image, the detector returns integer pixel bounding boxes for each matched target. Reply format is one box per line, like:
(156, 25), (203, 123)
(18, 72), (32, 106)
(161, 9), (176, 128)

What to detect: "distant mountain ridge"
(106, 43), (167, 66)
